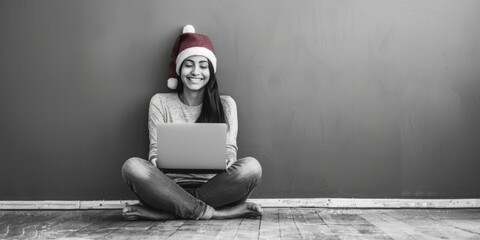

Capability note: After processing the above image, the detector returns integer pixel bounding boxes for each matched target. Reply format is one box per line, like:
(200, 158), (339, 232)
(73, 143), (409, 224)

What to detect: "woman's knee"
(121, 157), (151, 183)
(238, 157), (262, 182)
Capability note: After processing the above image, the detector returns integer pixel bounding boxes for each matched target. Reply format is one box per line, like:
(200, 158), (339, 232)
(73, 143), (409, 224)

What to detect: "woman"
(121, 25), (263, 220)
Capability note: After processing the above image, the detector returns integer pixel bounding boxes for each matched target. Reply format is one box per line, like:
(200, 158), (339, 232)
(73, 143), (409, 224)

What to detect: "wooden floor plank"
(388, 209), (480, 240)
(233, 217), (261, 240)
(426, 218), (480, 239)
(439, 218), (480, 235)
(420, 209), (480, 236)
(258, 208), (280, 240)
(292, 208), (339, 240)
(0, 211), (28, 224)
(42, 210), (118, 238)
(278, 208), (301, 240)
(345, 213), (393, 240)
(100, 220), (157, 240)
(360, 210), (417, 240)
(0, 211), (31, 237)
(0, 211), (59, 239)
(422, 210), (480, 238)
(36, 210), (104, 239)
(81, 212), (130, 239)
(317, 209), (393, 240)
(142, 220), (187, 240)
(182, 218), (227, 239)
(63, 210), (126, 238)
(165, 219), (215, 239)
(317, 209), (365, 238)
(214, 218), (243, 239)
(28, 210), (93, 239)
(374, 210), (448, 240)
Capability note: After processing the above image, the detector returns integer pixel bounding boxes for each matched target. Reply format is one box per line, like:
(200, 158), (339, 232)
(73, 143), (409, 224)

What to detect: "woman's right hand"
(150, 158), (158, 168)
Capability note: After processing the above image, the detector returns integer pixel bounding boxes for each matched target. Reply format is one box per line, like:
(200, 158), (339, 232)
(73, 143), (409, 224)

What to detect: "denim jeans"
(121, 157), (262, 220)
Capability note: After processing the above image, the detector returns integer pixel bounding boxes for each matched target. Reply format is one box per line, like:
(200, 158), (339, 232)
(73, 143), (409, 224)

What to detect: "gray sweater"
(148, 92), (238, 184)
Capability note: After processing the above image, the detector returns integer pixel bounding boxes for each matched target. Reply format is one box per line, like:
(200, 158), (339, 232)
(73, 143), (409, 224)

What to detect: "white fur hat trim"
(175, 47), (217, 74)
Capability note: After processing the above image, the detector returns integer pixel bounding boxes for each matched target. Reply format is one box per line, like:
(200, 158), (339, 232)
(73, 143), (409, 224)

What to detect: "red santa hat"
(167, 25), (217, 89)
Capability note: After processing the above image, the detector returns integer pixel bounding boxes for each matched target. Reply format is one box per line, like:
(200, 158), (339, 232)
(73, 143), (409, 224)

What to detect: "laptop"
(156, 123), (227, 173)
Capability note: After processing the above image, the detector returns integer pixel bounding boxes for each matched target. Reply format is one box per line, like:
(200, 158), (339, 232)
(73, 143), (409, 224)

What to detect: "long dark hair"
(176, 59), (226, 124)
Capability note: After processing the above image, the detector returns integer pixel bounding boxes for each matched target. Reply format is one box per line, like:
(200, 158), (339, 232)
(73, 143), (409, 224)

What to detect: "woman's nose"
(191, 65), (200, 75)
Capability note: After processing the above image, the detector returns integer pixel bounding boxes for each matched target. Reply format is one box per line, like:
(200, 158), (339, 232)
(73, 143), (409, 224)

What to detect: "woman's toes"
(123, 206), (138, 218)
(246, 202), (262, 213)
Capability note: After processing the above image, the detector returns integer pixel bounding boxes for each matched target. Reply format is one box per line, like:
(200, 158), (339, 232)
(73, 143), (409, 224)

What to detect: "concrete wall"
(1, 0), (479, 200)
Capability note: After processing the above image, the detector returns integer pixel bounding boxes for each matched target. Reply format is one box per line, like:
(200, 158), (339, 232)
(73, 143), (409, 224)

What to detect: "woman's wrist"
(150, 157), (158, 167)
(226, 150), (237, 162)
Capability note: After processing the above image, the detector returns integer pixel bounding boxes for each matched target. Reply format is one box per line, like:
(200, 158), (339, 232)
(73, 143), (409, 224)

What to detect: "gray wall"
(1, 0), (480, 200)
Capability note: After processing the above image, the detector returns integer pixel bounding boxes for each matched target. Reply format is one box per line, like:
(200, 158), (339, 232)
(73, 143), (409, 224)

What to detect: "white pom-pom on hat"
(183, 25), (195, 34)
(167, 77), (178, 89)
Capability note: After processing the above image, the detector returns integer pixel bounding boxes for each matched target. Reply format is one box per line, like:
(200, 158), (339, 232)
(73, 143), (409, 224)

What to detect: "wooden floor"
(1, 208), (480, 239)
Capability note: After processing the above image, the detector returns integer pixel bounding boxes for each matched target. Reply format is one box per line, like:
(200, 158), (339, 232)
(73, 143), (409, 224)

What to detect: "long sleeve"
(222, 96), (238, 161)
(148, 94), (164, 162)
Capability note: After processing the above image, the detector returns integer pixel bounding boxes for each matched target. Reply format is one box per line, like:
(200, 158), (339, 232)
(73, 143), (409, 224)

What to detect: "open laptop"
(156, 123), (227, 173)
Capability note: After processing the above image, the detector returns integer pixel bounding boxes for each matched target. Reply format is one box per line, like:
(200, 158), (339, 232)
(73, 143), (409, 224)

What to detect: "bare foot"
(212, 202), (263, 219)
(122, 204), (177, 221)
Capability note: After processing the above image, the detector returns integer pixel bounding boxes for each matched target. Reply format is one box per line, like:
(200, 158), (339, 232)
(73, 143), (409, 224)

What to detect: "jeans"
(121, 156), (262, 220)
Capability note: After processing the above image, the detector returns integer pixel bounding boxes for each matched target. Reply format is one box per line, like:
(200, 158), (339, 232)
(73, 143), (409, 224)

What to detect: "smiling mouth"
(188, 77), (204, 84)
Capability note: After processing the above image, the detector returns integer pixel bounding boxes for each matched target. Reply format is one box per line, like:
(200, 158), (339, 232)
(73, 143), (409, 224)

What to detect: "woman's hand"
(151, 158), (158, 168)
(226, 158), (236, 169)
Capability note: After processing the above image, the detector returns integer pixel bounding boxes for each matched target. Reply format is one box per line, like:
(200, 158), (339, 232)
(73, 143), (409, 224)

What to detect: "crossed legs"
(121, 157), (262, 220)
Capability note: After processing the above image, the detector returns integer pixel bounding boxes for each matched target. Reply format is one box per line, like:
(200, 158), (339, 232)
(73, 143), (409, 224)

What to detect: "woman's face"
(180, 55), (210, 92)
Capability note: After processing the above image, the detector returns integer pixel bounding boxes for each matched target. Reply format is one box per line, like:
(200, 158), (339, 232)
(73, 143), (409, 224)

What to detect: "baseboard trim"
(1, 198), (480, 210)
(251, 198), (480, 208)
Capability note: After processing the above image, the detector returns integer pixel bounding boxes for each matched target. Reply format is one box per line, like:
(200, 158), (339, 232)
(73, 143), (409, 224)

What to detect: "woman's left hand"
(226, 158), (236, 169)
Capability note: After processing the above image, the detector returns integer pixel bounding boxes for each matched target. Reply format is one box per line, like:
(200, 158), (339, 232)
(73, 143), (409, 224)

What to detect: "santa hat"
(167, 25), (217, 89)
